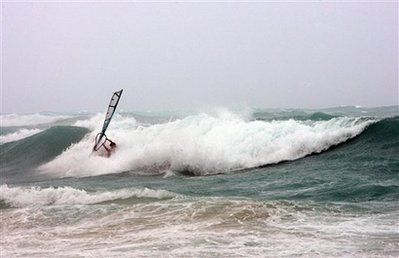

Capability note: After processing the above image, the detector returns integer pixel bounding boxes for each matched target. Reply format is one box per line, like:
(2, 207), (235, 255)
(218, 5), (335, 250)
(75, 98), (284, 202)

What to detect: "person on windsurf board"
(92, 89), (123, 157)
(93, 133), (117, 157)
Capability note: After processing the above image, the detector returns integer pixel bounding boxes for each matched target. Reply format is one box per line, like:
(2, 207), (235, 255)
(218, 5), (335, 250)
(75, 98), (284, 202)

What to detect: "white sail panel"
(101, 89), (123, 134)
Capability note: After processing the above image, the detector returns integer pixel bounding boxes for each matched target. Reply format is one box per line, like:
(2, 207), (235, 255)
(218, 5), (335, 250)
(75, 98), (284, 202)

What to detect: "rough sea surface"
(1, 106), (398, 257)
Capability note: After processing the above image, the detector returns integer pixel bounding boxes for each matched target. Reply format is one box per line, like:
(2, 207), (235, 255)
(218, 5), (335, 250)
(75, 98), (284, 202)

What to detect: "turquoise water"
(1, 106), (398, 257)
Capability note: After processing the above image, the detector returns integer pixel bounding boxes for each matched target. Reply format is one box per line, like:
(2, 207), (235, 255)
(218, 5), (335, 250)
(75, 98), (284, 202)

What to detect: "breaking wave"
(39, 111), (375, 178)
(0, 184), (178, 208)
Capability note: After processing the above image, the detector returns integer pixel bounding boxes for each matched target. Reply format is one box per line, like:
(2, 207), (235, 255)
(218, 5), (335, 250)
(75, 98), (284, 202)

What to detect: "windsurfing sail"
(93, 89), (123, 151)
(101, 89), (123, 134)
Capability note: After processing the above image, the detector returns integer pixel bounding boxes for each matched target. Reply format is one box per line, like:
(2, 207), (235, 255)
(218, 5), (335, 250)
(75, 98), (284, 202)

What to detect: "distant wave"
(1, 113), (72, 127)
(0, 128), (43, 144)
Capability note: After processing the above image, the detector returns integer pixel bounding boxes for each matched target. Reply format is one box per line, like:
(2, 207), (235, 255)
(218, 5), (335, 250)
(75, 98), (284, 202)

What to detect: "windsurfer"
(91, 89), (123, 157)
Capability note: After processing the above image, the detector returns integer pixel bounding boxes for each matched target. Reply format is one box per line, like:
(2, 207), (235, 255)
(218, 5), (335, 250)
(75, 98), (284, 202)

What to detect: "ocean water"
(1, 106), (398, 257)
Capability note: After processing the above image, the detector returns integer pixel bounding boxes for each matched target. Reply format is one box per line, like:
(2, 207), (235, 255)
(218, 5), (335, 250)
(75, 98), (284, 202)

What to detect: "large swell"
(1, 110), (393, 181)
(38, 111), (376, 178)
(1, 126), (88, 182)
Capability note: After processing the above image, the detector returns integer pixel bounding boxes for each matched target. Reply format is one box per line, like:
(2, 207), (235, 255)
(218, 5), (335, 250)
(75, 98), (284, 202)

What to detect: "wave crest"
(0, 129), (42, 144)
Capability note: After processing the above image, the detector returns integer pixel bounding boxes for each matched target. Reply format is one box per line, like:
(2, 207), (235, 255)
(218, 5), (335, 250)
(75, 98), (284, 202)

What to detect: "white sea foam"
(0, 128), (43, 144)
(1, 113), (71, 127)
(1, 197), (397, 257)
(40, 110), (374, 178)
(0, 184), (177, 208)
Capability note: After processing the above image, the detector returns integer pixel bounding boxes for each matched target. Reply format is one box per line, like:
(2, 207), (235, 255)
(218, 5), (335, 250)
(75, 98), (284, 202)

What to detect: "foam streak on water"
(0, 184), (177, 207)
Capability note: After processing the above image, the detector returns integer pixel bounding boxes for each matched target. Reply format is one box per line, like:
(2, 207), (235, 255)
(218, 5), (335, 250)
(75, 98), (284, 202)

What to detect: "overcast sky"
(2, 1), (398, 113)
